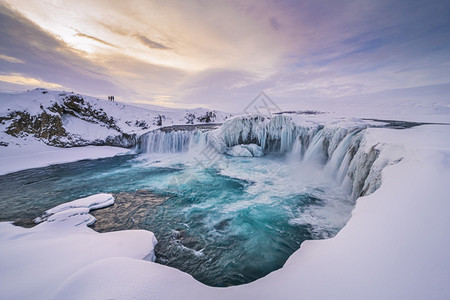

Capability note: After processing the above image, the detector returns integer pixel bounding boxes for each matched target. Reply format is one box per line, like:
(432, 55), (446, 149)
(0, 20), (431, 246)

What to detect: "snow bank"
(0, 139), (129, 175)
(62, 114), (121, 140)
(0, 193), (157, 300)
(53, 257), (212, 300)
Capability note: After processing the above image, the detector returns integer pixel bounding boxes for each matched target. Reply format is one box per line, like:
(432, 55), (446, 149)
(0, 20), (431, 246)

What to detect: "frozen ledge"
(34, 193), (115, 226)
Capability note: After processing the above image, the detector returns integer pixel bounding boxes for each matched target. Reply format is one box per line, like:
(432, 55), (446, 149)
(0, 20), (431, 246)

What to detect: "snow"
(0, 193), (157, 300)
(226, 144), (264, 157)
(226, 144), (253, 157)
(0, 88), (58, 116)
(0, 139), (129, 175)
(53, 257), (211, 300)
(62, 114), (120, 140)
(0, 88), (231, 136)
(34, 193), (115, 224)
(281, 84), (450, 124)
(46, 193), (115, 215)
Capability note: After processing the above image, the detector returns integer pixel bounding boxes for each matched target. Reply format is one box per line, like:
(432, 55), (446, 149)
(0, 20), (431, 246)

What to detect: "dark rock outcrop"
(1, 94), (137, 148)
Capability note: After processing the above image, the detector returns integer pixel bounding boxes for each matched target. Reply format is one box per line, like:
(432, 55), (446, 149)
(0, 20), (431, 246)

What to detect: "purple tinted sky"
(0, 0), (449, 111)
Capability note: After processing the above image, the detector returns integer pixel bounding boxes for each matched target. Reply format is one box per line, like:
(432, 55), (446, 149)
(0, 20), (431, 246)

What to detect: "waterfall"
(137, 115), (392, 199)
(138, 130), (203, 153)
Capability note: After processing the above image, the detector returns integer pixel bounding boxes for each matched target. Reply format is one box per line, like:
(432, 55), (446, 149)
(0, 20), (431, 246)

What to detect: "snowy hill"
(0, 88), (231, 149)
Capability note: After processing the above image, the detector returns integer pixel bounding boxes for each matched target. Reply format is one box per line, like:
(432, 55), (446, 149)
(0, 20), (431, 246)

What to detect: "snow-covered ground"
(0, 88), (230, 174)
(0, 87), (449, 299)
(0, 139), (129, 175)
(280, 83), (450, 124)
(0, 88), (230, 136)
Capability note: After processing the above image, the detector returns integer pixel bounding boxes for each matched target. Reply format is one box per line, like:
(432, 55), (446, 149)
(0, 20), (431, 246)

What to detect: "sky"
(0, 0), (449, 112)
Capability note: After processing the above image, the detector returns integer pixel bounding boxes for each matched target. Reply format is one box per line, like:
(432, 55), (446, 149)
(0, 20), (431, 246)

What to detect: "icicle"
(210, 115), (298, 154)
(324, 129), (362, 177)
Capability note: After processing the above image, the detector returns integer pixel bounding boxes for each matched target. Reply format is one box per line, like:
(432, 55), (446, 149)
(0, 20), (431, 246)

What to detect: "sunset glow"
(1, 0), (449, 111)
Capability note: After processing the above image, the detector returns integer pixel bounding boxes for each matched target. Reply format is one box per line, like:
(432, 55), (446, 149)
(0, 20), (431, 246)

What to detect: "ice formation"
(138, 115), (388, 199)
(226, 144), (264, 157)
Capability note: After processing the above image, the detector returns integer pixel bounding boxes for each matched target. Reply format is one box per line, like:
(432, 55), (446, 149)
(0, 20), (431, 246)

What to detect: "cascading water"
(138, 130), (198, 153)
(137, 115), (383, 199)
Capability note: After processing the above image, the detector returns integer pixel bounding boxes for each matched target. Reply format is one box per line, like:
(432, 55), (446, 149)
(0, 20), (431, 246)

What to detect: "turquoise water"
(0, 152), (352, 286)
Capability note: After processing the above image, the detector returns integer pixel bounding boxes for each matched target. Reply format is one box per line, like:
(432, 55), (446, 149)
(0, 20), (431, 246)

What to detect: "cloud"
(1, 0), (449, 111)
(135, 35), (169, 50)
(0, 53), (24, 63)
(269, 17), (280, 31)
(75, 32), (117, 48)
(0, 73), (62, 89)
(0, 2), (124, 96)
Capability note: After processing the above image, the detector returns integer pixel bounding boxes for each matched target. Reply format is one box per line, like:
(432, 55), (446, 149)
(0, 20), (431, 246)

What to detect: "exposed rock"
(5, 110), (67, 145)
(1, 94), (137, 148)
(197, 111), (216, 123)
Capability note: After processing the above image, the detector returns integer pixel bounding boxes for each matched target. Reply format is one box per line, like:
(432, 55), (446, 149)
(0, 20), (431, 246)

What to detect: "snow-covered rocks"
(34, 193), (115, 226)
(0, 89), (231, 150)
(226, 144), (264, 157)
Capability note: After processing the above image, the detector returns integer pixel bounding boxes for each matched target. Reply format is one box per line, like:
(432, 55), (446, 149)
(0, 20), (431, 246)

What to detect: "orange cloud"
(0, 74), (63, 89)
